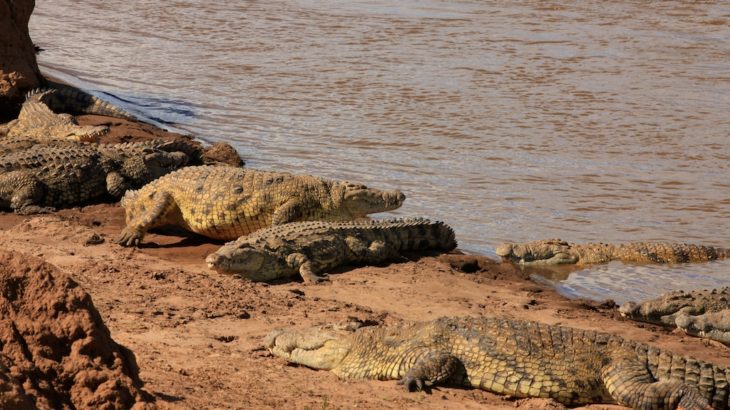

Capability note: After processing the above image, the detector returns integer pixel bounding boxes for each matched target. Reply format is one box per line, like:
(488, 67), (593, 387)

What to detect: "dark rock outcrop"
(0, 0), (42, 121)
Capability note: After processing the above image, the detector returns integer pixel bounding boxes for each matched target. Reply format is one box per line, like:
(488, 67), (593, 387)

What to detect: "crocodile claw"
(304, 273), (329, 285)
(398, 376), (428, 393)
(116, 228), (143, 247)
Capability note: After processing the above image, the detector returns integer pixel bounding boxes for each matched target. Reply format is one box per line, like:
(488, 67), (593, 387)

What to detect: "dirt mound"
(0, 250), (153, 409)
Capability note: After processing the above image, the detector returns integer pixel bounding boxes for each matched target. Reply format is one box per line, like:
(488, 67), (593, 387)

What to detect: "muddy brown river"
(30, 1), (730, 304)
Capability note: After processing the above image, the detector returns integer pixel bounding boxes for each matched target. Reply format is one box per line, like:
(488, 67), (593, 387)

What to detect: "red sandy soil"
(0, 119), (727, 409)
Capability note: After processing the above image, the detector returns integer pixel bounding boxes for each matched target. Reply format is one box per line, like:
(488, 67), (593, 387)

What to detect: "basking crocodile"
(116, 165), (405, 246)
(620, 287), (730, 346)
(0, 144), (187, 213)
(496, 238), (730, 267)
(206, 218), (456, 282)
(42, 81), (137, 121)
(0, 89), (113, 141)
(266, 316), (728, 409)
(0, 135), (202, 159)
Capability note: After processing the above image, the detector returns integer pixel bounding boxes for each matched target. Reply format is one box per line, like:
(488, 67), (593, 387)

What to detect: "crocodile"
(0, 89), (111, 141)
(496, 238), (730, 267)
(116, 165), (405, 246)
(0, 143), (187, 213)
(620, 287), (730, 346)
(266, 316), (728, 409)
(206, 218), (456, 282)
(42, 81), (137, 121)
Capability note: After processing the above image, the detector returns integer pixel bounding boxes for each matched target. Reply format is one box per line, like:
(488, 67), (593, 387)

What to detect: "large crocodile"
(0, 143), (187, 213)
(206, 218), (456, 283)
(620, 287), (730, 346)
(116, 165), (405, 246)
(496, 238), (730, 267)
(0, 89), (113, 141)
(266, 316), (728, 409)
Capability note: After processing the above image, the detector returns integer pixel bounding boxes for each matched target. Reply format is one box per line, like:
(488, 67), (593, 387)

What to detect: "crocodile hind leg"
(0, 171), (54, 214)
(106, 171), (131, 198)
(345, 237), (401, 264)
(271, 198), (303, 225)
(397, 351), (461, 392)
(117, 191), (176, 246)
(601, 351), (712, 410)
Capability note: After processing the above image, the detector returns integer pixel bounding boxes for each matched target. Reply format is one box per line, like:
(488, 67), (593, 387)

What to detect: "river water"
(29, 1), (730, 304)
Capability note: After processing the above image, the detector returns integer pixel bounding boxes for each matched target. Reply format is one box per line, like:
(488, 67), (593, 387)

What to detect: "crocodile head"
(205, 243), (292, 281)
(50, 122), (109, 142)
(495, 239), (579, 265)
(338, 182), (405, 218)
(264, 324), (356, 370)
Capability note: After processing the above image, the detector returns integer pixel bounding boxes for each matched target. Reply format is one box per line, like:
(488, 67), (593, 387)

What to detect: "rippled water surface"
(30, 1), (730, 304)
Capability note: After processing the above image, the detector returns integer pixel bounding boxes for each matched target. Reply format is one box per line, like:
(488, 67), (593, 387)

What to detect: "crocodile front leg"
(522, 252), (579, 266)
(117, 191), (175, 247)
(601, 350), (711, 410)
(286, 253), (327, 284)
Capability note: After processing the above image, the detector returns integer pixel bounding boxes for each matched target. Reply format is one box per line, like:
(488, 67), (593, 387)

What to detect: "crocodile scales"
(0, 89), (109, 141)
(205, 218), (456, 282)
(266, 316), (728, 409)
(117, 165), (405, 246)
(496, 238), (730, 266)
(0, 144), (187, 213)
(621, 287), (730, 346)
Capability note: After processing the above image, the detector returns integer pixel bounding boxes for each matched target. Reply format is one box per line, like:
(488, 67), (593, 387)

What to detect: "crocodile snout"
(384, 190), (405, 207)
(205, 253), (228, 270)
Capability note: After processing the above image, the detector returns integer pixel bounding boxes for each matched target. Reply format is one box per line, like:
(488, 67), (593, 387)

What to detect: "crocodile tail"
(637, 344), (730, 409)
(434, 221), (457, 251)
(46, 82), (137, 121)
(24, 88), (55, 103)
(399, 218), (457, 251)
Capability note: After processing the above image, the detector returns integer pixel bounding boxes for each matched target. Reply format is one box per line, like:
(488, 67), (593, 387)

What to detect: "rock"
(0, 0), (42, 120)
(0, 250), (153, 409)
(202, 141), (245, 167)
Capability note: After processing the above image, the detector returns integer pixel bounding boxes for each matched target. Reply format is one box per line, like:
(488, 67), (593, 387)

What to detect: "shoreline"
(0, 114), (728, 408)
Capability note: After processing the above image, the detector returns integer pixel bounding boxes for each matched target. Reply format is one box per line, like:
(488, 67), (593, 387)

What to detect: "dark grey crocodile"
(206, 218), (456, 282)
(0, 143), (187, 213)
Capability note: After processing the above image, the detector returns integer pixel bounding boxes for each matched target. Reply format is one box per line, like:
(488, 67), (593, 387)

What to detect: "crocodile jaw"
(342, 187), (406, 217)
(264, 326), (352, 370)
(205, 248), (287, 282)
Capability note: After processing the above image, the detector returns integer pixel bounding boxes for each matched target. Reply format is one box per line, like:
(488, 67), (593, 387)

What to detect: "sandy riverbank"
(0, 114), (727, 409)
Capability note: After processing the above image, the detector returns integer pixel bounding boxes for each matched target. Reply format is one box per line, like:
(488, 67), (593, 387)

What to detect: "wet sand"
(1, 117), (728, 409)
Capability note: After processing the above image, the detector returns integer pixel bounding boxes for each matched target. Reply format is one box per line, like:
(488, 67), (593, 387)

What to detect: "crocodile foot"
(116, 228), (143, 247)
(15, 205), (56, 215)
(397, 376), (431, 393)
